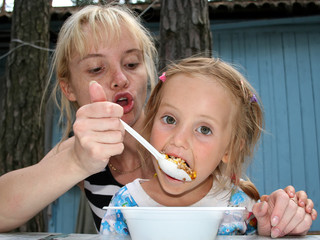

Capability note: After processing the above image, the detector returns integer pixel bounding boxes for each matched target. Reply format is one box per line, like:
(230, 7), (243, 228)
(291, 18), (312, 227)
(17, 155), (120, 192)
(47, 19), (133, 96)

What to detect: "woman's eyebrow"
(124, 49), (143, 56)
(78, 54), (104, 63)
(78, 49), (142, 63)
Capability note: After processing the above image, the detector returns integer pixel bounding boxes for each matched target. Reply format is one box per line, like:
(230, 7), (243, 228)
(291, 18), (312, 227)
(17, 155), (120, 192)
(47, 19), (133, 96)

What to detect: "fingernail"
(289, 191), (294, 198)
(271, 216), (279, 227)
(299, 201), (305, 207)
(271, 228), (280, 238)
(260, 201), (266, 211)
(89, 80), (97, 86)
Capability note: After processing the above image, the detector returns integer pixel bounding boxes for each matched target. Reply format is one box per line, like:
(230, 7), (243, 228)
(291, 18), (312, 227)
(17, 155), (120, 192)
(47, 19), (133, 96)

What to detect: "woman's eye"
(126, 63), (139, 69)
(196, 126), (212, 135)
(88, 66), (103, 74)
(162, 115), (176, 125)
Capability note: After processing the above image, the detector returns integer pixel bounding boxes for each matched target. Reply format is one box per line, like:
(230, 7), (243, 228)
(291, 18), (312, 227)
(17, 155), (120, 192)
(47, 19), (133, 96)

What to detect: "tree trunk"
(159, 0), (212, 70)
(0, 0), (50, 232)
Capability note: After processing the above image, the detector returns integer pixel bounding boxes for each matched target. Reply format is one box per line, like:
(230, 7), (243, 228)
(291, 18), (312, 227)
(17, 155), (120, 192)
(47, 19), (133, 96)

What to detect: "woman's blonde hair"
(47, 4), (157, 141)
(143, 57), (264, 200)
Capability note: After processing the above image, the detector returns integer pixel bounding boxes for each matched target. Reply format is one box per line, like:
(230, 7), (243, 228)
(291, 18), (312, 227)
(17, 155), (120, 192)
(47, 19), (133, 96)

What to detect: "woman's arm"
(0, 138), (88, 232)
(0, 82), (125, 232)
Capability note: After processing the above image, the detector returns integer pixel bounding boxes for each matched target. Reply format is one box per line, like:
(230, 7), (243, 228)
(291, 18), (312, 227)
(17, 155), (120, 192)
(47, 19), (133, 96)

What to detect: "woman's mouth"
(114, 92), (134, 114)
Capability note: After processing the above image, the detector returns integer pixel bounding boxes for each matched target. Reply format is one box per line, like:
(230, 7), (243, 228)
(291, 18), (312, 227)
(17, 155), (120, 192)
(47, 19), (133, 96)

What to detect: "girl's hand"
(72, 81), (125, 176)
(261, 185), (317, 220)
(253, 189), (314, 238)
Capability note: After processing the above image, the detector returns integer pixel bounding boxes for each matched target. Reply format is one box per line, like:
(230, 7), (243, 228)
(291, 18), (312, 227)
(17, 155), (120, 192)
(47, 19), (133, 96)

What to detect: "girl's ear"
(222, 152), (229, 163)
(60, 80), (77, 101)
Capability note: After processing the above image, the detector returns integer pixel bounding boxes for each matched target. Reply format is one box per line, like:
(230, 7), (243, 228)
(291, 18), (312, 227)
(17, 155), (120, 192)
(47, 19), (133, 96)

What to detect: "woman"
(0, 4), (316, 233)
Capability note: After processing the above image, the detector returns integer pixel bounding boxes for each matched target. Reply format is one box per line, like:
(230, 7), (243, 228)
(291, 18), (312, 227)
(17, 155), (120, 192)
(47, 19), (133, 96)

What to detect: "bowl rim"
(103, 206), (246, 211)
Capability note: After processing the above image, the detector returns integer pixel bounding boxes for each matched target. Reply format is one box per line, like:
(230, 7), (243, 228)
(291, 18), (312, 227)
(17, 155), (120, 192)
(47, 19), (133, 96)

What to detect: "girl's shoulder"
(110, 184), (137, 207)
(228, 185), (257, 211)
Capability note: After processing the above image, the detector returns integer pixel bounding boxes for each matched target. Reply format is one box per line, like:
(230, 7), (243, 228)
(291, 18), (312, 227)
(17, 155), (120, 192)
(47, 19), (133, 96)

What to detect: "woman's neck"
(109, 113), (155, 184)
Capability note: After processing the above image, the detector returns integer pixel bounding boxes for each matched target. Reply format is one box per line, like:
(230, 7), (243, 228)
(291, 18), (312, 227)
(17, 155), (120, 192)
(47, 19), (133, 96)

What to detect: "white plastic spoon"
(120, 119), (192, 181)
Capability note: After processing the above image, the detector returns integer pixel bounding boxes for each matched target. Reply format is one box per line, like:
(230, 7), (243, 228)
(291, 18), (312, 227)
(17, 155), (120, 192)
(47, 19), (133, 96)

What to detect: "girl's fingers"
(311, 208), (318, 221)
(296, 191), (308, 208)
(271, 198), (297, 237)
(280, 206), (306, 236)
(286, 211), (313, 236)
(283, 185), (295, 198)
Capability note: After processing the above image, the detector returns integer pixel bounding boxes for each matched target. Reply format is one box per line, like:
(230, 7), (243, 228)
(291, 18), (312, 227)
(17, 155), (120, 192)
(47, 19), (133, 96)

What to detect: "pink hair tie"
(159, 72), (166, 82)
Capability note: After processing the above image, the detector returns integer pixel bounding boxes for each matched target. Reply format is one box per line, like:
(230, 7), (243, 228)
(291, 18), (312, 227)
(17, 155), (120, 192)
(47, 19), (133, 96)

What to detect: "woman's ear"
(59, 80), (77, 101)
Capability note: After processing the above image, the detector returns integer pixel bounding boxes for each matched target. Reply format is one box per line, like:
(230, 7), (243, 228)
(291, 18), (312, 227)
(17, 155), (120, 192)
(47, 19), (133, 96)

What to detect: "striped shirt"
(84, 166), (123, 231)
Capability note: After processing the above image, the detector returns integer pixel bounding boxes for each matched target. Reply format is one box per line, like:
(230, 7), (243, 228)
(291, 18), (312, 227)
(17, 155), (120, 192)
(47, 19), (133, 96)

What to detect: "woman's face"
(150, 73), (236, 199)
(62, 25), (148, 126)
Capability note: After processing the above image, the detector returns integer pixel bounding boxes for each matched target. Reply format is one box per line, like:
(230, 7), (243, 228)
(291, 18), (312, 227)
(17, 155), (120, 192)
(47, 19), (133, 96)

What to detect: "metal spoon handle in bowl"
(120, 119), (192, 181)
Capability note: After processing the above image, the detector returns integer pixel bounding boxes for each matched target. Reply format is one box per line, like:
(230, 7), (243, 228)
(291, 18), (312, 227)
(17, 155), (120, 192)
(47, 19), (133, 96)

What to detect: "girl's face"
(150, 73), (236, 199)
(61, 25), (148, 126)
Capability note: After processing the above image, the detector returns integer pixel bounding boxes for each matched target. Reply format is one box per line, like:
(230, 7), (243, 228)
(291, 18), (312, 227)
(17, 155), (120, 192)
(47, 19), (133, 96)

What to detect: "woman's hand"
(72, 81), (125, 176)
(253, 188), (316, 238)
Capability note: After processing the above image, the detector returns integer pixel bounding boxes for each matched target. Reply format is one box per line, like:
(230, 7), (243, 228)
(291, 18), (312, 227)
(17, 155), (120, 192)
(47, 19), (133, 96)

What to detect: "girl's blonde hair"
(47, 4), (157, 141)
(143, 57), (264, 200)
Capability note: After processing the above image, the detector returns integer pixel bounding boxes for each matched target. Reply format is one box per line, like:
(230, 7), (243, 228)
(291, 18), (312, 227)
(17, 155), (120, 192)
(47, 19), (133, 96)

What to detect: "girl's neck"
(109, 113), (155, 184)
(141, 174), (214, 206)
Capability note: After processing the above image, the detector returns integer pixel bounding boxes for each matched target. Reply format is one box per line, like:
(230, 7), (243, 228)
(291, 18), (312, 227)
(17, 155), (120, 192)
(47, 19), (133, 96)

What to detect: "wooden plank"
(257, 32), (283, 195)
(269, 32), (293, 189)
(282, 32), (306, 186)
(243, 32), (265, 195)
(308, 34), (320, 200)
(296, 32), (320, 203)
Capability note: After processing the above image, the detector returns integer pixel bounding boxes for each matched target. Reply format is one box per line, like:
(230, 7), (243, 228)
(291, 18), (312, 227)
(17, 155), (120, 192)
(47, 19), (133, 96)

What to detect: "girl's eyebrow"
(160, 101), (220, 125)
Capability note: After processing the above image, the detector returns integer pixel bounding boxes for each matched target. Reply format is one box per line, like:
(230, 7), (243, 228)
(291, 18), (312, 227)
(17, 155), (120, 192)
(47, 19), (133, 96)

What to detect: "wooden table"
(0, 233), (320, 240)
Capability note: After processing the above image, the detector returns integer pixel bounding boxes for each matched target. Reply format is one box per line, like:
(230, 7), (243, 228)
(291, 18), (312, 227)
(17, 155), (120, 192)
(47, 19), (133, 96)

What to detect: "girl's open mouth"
(164, 154), (197, 181)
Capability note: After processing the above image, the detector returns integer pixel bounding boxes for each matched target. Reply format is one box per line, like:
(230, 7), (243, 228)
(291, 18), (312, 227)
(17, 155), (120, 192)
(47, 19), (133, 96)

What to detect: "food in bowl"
(103, 206), (246, 240)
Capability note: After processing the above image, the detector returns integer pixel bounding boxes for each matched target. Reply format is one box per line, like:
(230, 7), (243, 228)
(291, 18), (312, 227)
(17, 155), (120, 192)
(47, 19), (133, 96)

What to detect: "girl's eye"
(196, 126), (212, 135)
(162, 115), (176, 125)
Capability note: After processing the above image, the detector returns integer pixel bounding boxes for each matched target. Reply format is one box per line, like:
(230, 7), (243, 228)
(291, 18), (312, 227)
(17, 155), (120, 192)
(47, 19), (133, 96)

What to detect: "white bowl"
(104, 207), (246, 240)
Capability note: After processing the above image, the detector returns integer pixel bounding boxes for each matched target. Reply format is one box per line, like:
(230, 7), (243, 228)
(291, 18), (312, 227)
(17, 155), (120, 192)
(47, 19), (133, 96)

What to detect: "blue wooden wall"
(48, 106), (81, 233)
(49, 15), (320, 232)
(212, 16), (320, 231)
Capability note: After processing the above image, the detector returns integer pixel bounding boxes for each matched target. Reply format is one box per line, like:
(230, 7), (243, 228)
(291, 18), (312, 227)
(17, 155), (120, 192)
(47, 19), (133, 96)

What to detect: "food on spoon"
(162, 154), (197, 180)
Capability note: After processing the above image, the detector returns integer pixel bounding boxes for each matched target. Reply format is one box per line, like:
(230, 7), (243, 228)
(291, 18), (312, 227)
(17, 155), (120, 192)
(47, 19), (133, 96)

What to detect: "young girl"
(100, 57), (313, 236)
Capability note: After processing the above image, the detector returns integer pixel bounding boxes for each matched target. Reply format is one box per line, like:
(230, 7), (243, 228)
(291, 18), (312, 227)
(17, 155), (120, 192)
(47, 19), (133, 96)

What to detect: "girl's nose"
(110, 68), (129, 89)
(171, 126), (190, 150)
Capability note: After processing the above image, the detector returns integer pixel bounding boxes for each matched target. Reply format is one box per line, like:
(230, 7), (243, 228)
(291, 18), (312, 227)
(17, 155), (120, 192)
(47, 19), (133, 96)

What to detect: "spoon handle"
(120, 119), (162, 160)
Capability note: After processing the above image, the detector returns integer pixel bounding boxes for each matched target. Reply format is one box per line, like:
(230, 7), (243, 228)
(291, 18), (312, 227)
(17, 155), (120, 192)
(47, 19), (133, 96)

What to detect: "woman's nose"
(110, 68), (129, 89)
